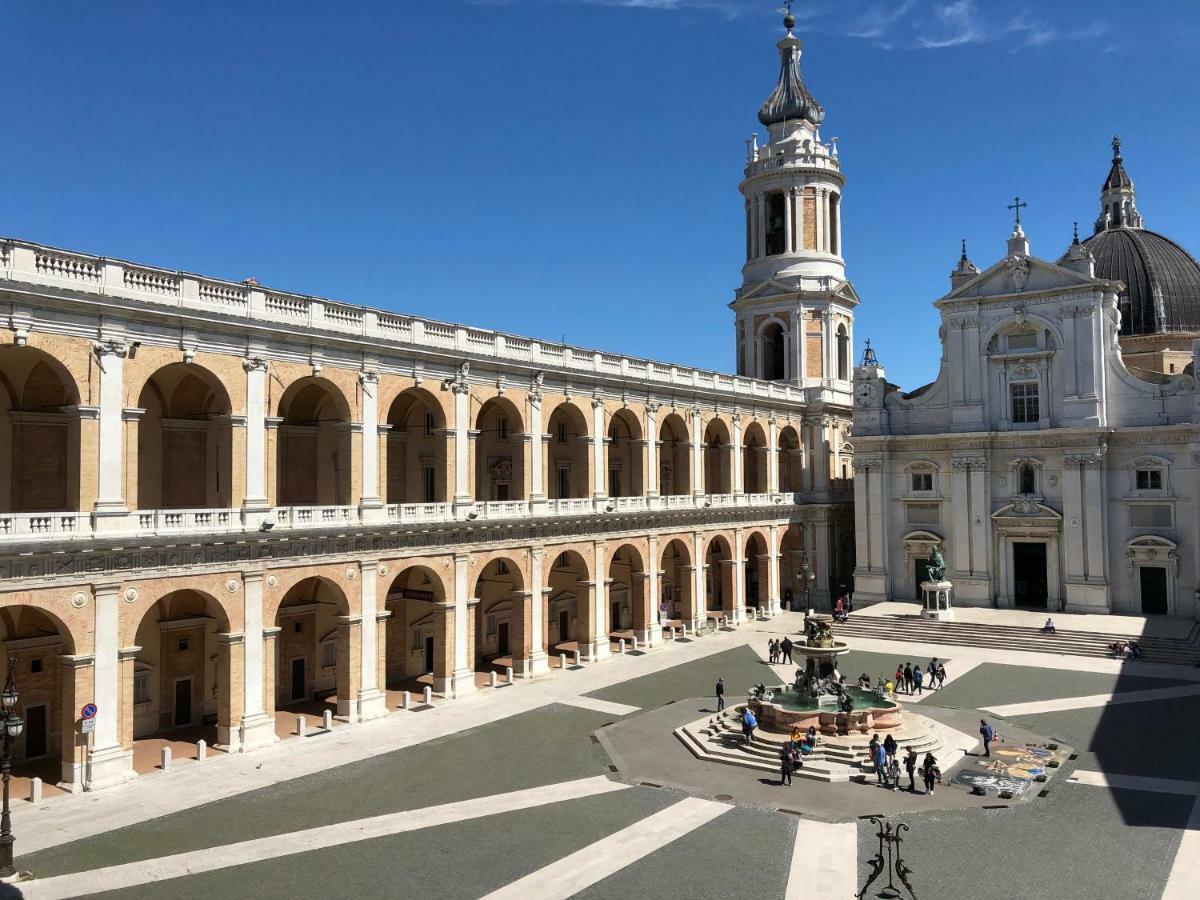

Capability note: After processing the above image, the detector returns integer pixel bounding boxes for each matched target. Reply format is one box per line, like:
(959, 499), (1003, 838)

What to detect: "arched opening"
(275, 378), (351, 506)
(836, 324), (850, 381)
(660, 539), (694, 628)
(136, 364), (233, 510)
(606, 409), (643, 498)
(704, 535), (735, 621)
(780, 524), (810, 612)
(761, 322), (787, 381)
(0, 347), (81, 512)
(475, 398), (525, 502)
(608, 545), (647, 643)
(703, 419), (732, 495)
(545, 403), (590, 500)
(131, 590), (233, 772)
(742, 422), (767, 494)
(745, 532), (769, 611)
(546, 550), (591, 656)
(273, 577), (351, 735)
(1019, 463), (1036, 496)
(659, 413), (691, 497)
(385, 389), (447, 505)
(778, 425), (803, 493)
(385, 565), (448, 699)
(0, 605), (79, 796)
(474, 557), (526, 673)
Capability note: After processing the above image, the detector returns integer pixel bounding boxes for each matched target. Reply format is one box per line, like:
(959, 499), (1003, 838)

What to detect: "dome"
(1083, 228), (1200, 335)
(758, 33), (824, 128)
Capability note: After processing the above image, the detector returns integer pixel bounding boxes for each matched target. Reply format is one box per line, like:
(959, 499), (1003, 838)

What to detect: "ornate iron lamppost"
(0, 657), (24, 879)
(857, 816), (917, 900)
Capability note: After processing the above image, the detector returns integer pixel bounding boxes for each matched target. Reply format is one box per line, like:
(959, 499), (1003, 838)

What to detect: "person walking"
(779, 742), (794, 786)
(888, 755), (901, 792)
(781, 636), (794, 665)
(979, 719), (995, 757)
(937, 662), (947, 689)
(894, 664), (906, 694)
(742, 708), (758, 744)
(904, 747), (918, 792)
(715, 677), (726, 712)
(767, 639), (777, 664)
(883, 733), (898, 762)
(872, 740), (888, 786)
(922, 752), (940, 795)
(913, 665), (924, 695)
(903, 663), (915, 694)
(927, 659), (938, 688)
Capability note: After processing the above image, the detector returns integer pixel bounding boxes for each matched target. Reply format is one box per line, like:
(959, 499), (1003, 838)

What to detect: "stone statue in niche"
(926, 544), (947, 582)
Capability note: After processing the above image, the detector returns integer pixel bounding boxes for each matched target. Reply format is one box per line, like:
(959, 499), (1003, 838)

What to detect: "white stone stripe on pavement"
(903, 660), (981, 703)
(19, 776), (630, 900)
(1066, 769), (1200, 797)
(480, 796), (731, 900)
(786, 819), (858, 900)
(984, 683), (1200, 718)
(558, 695), (642, 716)
(1066, 768), (1200, 900)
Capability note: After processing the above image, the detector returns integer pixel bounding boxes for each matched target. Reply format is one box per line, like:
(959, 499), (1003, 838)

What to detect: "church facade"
(0, 16), (852, 791)
(853, 145), (1200, 619)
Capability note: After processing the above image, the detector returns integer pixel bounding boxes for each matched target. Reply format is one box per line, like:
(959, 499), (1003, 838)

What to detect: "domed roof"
(758, 30), (824, 128)
(1083, 228), (1200, 335)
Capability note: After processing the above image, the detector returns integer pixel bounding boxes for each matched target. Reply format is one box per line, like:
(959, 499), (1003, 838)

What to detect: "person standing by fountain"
(742, 707), (758, 744)
(904, 747), (918, 792)
(715, 677), (726, 712)
(780, 636), (794, 665)
(903, 663), (915, 694)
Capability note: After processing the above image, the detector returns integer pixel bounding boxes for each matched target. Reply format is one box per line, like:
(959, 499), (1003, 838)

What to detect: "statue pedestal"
(921, 580), (955, 620)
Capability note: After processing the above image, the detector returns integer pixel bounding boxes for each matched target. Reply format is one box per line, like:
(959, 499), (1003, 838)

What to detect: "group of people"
(768, 637), (795, 665)
(778, 724), (820, 785)
(868, 734), (941, 793)
(891, 658), (946, 695)
(1109, 640), (1143, 659)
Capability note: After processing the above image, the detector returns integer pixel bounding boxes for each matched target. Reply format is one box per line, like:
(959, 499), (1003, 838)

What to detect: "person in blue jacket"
(979, 719), (995, 757)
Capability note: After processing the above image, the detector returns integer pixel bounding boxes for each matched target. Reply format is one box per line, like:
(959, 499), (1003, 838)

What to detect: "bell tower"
(731, 10), (857, 391)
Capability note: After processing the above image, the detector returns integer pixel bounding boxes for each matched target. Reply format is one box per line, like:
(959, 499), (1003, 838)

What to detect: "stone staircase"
(674, 705), (945, 783)
(833, 615), (1200, 666)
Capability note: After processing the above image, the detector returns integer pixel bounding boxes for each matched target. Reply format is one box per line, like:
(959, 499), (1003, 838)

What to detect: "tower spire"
(1095, 133), (1143, 232)
(757, 6), (824, 129)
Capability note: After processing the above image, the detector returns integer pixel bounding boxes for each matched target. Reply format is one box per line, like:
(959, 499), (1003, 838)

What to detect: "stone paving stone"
(79, 788), (679, 900)
(18, 703), (614, 878)
(585, 646), (771, 710)
(921, 662), (1191, 711)
(856, 782), (1190, 900)
(571, 803), (793, 900)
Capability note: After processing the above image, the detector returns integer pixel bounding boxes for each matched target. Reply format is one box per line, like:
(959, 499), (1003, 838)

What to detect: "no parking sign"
(81, 702), (98, 720)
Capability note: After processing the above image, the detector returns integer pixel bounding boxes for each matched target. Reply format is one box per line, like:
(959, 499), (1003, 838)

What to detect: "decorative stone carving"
(378, 563), (388, 576)
(225, 578), (239, 593)
(346, 567), (357, 580)
(123, 586), (138, 603)
(1007, 258), (1030, 292)
(71, 591), (87, 609)
(266, 574), (279, 588)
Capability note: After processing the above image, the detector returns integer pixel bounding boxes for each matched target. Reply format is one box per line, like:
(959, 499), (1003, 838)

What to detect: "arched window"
(761, 323), (786, 381)
(836, 324), (850, 381)
(1019, 464), (1036, 495)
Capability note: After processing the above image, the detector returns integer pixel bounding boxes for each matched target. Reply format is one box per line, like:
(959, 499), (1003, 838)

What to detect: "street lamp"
(0, 656), (23, 880)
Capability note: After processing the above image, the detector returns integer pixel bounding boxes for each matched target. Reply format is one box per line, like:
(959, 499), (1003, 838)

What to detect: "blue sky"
(4, 1), (1198, 389)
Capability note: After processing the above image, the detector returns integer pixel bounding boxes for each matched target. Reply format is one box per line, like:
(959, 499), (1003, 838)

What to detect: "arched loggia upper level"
(385, 387), (447, 505)
(274, 377), (353, 507)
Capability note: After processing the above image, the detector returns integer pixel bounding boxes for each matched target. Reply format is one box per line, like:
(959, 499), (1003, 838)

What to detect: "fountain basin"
(750, 686), (903, 736)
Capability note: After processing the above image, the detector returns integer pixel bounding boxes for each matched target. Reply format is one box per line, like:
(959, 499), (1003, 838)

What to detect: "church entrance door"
(1013, 542), (1048, 608)
(913, 558), (930, 599)
(1139, 567), (1168, 615)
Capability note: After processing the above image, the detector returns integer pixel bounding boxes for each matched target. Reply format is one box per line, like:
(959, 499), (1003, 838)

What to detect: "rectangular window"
(609, 468), (621, 497)
(178, 639), (189, 652)
(497, 417), (509, 440)
(557, 468), (571, 498)
(557, 423), (568, 443)
(133, 672), (150, 705)
(1007, 332), (1038, 351)
(1130, 504), (1172, 527)
(322, 642), (336, 668)
(411, 629), (423, 651)
(1136, 469), (1163, 491)
(765, 191), (787, 256)
(906, 502), (940, 525)
(30, 658), (42, 674)
(424, 412), (435, 436)
(423, 466), (436, 503)
(911, 472), (933, 492)
(1010, 383), (1040, 423)
(486, 615), (497, 637)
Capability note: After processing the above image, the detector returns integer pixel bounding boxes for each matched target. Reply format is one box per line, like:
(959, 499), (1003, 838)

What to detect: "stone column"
(239, 572), (275, 749)
(591, 399), (607, 501)
(731, 414), (744, 498)
(692, 532), (707, 626)
(646, 533), (663, 646)
(242, 358), (270, 523)
(645, 402), (660, 498)
(334, 616), (362, 722)
(528, 386), (546, 505)
(768, 523), (782, 615)
(88, 583), (132, 788)
(93, 341), (129, 529)
(951, 458), (972, 577)
(783, 188), (794, 253)
(449, 552), (478, 692)
(756, 195), (767, 258)
(262, 626), (281, 720)
(732, 527), (746, 623)
(216, 632), (245, 752)
(451, 380), (472, 508)
(793, 309), (805, 385)
(690, 407), (704, 497)
(814, 188), (825, 253)
(357, 560), (387, 718)
(767, 417), (780, 494)
(812, 522), (831, 609)
(58, 655), (92, 791)
(523, 547), (550, 676)
(358, 372), (384, 522)
(1062, 454), (1086, 601)
(585, 541), (611, 661)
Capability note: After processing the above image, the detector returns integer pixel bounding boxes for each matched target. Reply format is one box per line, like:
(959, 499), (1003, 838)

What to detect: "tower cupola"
(1095, 135), (1144, 232)
(757, 18), (824, 129)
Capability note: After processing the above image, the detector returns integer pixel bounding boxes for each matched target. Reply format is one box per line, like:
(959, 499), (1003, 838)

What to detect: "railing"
(0, 239), (824, 407)
(0, 491), (814, 545)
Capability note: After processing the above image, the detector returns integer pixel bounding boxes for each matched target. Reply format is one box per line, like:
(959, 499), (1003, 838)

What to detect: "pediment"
(942, 254), (1102, 302)
(991, 498), (1062, 520)
(734, 276), (860, 306)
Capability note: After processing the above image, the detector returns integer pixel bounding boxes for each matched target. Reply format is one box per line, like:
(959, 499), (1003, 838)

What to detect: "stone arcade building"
(0, 19), (853, 792)
(853, 142), (1200, 619)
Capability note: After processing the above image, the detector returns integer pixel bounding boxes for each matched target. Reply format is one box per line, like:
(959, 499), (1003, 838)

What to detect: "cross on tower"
(1007, 196), (1028, 228)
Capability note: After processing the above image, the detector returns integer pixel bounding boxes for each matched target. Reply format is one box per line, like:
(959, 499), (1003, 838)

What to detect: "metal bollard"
(161, 747), (172, 771)
(196, 739), (207, 762)
(423, 686), (433, 705)
(669, 627), (676, 640)
(29, 777), (42, 803)
(559, 652), (567, 670)
(573, 650), (582, 667)
(323, 709), (333, 731)
(618, 639), (626, 654)
(297, 716), (307, 737)
(632, 636), (639, 652)
(506, 666), (514, 684)
(489, 670), (498, 687)
(402, 690), (411, 710)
